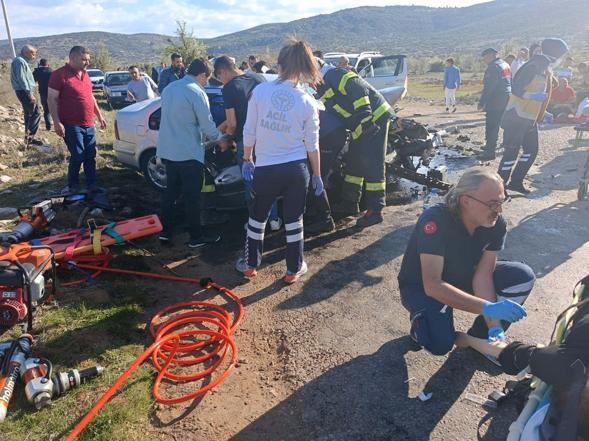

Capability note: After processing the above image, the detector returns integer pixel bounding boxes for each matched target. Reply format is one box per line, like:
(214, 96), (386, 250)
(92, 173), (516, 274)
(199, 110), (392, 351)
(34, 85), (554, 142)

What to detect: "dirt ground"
(2, 99), (588, 440)
(122, 102), (589, 441)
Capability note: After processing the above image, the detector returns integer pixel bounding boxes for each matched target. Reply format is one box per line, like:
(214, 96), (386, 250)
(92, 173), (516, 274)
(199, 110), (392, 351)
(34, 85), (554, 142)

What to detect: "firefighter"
(316, 60), (394, 228)
(498, 38), (569, 194)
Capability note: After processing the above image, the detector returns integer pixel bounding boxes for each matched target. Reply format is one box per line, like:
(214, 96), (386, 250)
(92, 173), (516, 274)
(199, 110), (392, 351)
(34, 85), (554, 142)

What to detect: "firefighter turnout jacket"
(316, 68), (393, 140)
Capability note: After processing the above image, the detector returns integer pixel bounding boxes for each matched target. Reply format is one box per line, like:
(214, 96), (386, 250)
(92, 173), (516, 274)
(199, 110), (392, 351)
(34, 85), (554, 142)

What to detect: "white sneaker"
(269, 218), (282, 231)
(284, 261), (308, 284)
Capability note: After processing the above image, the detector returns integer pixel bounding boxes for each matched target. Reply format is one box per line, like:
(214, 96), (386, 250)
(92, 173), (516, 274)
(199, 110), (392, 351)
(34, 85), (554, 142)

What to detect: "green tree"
(163, 20), (207, 66)
(93, 46), (111, 71)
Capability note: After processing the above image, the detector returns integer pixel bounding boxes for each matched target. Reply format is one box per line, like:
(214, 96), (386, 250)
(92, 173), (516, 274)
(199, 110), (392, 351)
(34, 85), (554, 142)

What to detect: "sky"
(5, 0), (489, 40)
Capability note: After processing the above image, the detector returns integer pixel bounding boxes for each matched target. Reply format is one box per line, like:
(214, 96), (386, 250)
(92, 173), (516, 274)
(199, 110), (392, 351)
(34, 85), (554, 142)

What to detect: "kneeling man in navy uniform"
(398, 168), (535, 356)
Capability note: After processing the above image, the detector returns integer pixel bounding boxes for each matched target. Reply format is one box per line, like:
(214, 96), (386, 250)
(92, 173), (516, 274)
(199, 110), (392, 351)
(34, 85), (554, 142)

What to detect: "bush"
(429, 60), (445, 72)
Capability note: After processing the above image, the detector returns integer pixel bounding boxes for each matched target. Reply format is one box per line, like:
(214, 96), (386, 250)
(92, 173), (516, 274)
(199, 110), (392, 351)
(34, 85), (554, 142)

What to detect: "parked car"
(323, 51), (408, 105)
(103, 71), (132, 109)
(87, 68), (105, 91)
(113, 82), (226, 190)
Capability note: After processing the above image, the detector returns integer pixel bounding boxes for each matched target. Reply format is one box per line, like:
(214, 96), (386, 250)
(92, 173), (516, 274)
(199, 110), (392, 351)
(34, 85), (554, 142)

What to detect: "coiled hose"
(63, 265), (243, 440)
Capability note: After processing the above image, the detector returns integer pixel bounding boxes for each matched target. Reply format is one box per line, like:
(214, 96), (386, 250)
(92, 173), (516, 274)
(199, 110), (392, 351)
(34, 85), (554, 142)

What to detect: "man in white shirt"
(127, 66), (158, 102)
(511, 48), (529, 77)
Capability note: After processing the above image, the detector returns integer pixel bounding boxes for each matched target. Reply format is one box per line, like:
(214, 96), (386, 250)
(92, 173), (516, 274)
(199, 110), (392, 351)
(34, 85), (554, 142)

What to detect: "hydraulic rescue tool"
(20, 358), (104, 409)
(0, 334), (32, 422)
(1, 200), (56, 245)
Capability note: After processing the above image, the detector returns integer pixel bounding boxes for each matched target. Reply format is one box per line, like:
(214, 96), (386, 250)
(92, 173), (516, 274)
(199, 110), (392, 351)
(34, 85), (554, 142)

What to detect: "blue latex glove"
(312, 175), (324, 196)
(482, 299), (527, 322)
(488, 326), (506, 343)
(528, 91), (547, 102)
(242, 161), (255, 182)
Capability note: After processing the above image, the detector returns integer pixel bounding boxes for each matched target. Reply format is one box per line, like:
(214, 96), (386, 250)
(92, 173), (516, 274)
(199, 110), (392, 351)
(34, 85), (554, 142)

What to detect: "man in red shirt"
(47, 46), (107, 192)
(548, 77), (577, 115)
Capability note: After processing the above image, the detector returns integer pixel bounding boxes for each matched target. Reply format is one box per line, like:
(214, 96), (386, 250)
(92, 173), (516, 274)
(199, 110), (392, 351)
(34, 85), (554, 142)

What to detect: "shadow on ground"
(232, 337), (514, 441)
(507, 201), (589, 278)
(279, 225), (412, 310)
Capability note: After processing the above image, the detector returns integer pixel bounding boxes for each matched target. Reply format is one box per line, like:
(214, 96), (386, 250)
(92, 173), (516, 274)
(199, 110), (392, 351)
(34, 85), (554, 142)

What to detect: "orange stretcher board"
(37, 214), (162, 260)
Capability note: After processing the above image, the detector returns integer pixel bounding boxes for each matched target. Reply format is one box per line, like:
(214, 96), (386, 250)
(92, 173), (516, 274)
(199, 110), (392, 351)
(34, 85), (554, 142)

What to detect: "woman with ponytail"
(235, 39), (322, 284)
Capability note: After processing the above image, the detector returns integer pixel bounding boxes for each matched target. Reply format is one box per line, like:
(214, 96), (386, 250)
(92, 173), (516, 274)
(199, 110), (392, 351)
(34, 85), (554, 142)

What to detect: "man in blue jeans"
(47, 46), (107, 192)
(397, 168), (535, 359)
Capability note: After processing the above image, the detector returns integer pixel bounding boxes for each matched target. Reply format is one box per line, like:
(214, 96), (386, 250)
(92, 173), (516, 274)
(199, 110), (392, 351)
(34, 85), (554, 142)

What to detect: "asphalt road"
(150, 104), (589, 441)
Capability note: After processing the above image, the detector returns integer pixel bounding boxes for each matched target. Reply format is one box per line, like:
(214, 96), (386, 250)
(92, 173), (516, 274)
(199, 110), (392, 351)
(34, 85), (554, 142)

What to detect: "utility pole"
(1, 0), (16, 58)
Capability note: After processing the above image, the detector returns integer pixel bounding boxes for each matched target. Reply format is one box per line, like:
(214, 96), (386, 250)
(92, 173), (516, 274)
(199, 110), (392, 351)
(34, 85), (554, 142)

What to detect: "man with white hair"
(11, 45), (42, 146)
(398, 168), (535, 359)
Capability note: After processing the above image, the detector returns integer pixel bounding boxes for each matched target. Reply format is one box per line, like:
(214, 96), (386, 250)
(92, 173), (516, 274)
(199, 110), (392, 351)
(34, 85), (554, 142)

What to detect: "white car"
(323, 51), (408, 105)
(113, 83), (226, 190)
(87, 68), (104, 91)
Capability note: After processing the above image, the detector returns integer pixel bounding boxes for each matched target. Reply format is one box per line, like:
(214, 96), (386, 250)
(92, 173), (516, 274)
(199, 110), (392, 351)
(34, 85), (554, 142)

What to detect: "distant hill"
(1, 0), (587, 64)
(0, 31), (173, 64)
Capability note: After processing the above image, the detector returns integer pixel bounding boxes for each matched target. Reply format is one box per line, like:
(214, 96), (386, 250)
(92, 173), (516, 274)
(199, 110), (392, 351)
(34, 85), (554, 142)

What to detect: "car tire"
(140, 149), (167, 191)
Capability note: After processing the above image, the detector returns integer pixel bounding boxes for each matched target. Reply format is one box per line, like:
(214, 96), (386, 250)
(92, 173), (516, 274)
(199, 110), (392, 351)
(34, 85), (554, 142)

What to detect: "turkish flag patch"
(423, 220), (438, 235)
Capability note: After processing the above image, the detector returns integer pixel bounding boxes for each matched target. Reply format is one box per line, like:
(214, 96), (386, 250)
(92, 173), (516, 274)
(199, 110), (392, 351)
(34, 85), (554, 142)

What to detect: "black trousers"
(161, 159), (203, 240)
(306, 127), (347, 223)
(484, 109), (504, 153)
(498, 123), (539, 185)
(40, 93), (52, 130)
(15, 90), (40, 138)
(245, 160), (309, 273)
(340, 118), (389, 211)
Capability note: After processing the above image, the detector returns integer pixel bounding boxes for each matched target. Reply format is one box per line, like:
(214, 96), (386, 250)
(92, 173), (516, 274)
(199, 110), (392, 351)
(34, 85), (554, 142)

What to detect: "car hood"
(91, 76), (104, 82)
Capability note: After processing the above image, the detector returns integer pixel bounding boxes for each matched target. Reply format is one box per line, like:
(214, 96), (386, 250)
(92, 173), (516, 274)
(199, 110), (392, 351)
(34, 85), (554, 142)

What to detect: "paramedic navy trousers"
(400, 261), (536, 356)
(245, 159), (309, 274)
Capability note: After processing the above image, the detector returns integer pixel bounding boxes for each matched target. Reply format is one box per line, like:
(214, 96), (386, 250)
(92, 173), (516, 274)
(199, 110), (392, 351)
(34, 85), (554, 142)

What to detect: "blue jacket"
(157, 66), (185, 93)
(157, 76), (220, 164)
(443, 65), (461, 90)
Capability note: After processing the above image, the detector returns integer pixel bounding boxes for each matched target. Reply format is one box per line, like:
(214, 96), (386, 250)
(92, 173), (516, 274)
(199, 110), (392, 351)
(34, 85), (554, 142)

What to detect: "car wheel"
(140, 149), (167, 191)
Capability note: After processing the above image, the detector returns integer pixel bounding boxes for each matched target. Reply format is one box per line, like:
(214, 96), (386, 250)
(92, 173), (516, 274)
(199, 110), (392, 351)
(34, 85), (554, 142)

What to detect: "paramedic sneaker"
(235, 256), (257, 278)
(269, 218), (282, 231)
(445, 107), (449, 113)
(283, 261), (308, 285)
(452, 105), (457, 113)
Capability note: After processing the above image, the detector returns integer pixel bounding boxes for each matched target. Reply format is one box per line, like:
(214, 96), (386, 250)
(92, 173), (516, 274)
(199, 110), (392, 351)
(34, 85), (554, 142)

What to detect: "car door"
(361, 55), (407, 90)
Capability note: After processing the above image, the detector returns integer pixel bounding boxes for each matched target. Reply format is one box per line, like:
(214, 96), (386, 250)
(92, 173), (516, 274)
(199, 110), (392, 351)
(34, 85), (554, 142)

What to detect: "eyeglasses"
(464, 194), (509, 212)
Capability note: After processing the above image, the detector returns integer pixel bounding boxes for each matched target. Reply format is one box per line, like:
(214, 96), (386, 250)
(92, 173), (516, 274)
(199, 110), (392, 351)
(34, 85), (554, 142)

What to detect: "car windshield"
(106, 73), (131, 86)
(88, 70), (103, 77)
(324, 56), (357, 67)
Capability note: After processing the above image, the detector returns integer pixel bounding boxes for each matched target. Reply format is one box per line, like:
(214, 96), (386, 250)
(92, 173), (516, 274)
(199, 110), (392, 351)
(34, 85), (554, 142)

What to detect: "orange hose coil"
(64, 267), (244, 441)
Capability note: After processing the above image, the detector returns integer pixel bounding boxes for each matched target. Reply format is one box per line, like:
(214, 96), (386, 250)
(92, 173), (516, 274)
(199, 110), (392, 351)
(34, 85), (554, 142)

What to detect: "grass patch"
(0, 278), (157, 440)
(407, 72), (482, 101)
